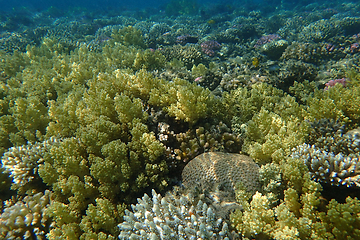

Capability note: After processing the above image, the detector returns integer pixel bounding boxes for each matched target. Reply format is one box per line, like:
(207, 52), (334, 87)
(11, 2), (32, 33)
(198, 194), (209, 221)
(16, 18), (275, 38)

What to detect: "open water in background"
(0, 0), (348, 14)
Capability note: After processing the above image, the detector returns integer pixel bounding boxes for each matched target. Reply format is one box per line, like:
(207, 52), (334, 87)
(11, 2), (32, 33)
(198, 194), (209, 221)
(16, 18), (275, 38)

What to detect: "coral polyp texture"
(118, 189), (231, 239)
(0, 190), (51, 239)
(292, 126), (360, 187)
(291, 144), (360, 187)
(2, 1), (360, 239)
(1, 138), (60, 191)
(182, 152), (261, 194)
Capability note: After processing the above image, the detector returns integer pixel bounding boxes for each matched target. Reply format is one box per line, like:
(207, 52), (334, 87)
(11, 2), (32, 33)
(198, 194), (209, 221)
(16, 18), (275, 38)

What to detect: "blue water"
(0, 0), (341, 13)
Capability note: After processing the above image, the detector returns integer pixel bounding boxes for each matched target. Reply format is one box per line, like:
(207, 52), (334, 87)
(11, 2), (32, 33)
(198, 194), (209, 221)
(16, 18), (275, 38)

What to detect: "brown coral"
(182, 152), (260, 194)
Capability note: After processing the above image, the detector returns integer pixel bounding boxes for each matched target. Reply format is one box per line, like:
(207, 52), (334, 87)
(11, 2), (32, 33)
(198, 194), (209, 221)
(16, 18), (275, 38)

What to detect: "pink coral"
(254, 34), (281, 48)
(200, 40), (221, 56)
(324, 78), (348, 90)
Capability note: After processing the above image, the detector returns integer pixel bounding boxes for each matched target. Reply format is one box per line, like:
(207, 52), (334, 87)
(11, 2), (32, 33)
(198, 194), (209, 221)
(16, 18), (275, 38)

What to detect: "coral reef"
(225, 82), (309, 163)
(299, 19), (342, 42)
(161, 44), (203, 69)
(2, 2), (360, 239)
(165, 122), (242, 163)
(182, 152), (260, 195)
(1, 138), (60, 192)
(254, 34), (281, 48)
(259, 39), (288, 60)
(292, 143), (360, 187)
(118, 189), (231, 239)
(0, 190), (52, 239)
(200, 40), (221, 57)
(231, 154), (360, 240)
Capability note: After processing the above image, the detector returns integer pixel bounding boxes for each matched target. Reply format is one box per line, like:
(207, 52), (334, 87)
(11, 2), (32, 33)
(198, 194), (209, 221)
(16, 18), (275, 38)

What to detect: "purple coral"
(200, 40), (221, 56)
(324, 78), (348, 90)
(254, 34), (281, 48)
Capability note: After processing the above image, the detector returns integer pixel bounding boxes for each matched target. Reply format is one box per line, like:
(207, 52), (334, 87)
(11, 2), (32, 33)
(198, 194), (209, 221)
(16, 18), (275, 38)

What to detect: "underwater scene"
(1, 0), (360, 239)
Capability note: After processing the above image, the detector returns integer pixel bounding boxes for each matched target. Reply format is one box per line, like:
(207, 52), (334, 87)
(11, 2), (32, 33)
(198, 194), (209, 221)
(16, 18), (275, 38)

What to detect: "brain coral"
(118, 189), (231, 239)
(181, 152), (260, 194)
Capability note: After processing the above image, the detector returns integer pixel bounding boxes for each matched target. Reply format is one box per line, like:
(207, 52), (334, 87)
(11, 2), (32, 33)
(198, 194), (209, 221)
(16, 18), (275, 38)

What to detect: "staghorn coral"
(118, 189), (231, 239)
(0, 190), (52, 240)
(182, 152), (260, 195)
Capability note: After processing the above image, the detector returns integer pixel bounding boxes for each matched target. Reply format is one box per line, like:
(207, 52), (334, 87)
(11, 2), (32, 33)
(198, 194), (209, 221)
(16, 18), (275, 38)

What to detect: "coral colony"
(1, 1), (360, 239)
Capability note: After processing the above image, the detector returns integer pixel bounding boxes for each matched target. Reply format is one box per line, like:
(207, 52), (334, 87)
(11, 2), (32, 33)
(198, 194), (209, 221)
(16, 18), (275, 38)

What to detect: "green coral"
(191, 63), (209, 78)
(0, 32), (223, 238)
(2, 13), (360, 239)
(231, 154), (360, 240)
(110, 26), (146, 48)
(226, 83), (309, 163)
(305, 84), (360, 126)
(149, 77), (217, 124)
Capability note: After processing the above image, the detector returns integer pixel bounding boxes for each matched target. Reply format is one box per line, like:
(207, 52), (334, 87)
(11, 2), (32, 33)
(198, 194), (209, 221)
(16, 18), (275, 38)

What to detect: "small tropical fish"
(252, 57), (259, 67)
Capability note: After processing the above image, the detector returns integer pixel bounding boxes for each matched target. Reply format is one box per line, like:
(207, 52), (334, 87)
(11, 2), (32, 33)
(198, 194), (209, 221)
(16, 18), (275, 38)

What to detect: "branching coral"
(2, 11), (360, 240)
(226, 83), (309, 164)
(118, 189), (231, 239)
(231, 146), (360, 240)
(0, 190), (52, 239)
(292, 144), (360, 187)
(305, 83), (360, 125)
(1, 137), (60, 192)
